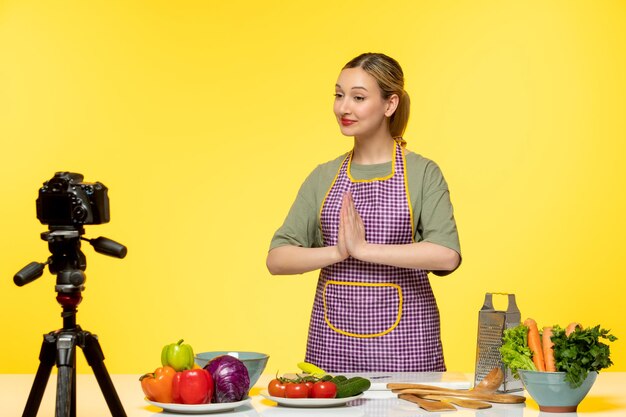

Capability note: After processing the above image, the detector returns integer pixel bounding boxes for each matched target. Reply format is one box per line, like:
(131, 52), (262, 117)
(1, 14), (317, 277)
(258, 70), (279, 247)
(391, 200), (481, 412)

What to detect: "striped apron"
(304, 140), (445, 372)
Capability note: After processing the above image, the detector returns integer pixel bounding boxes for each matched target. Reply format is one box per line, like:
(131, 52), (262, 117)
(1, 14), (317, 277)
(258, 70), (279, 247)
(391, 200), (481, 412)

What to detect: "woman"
(267, 53), (461, 372)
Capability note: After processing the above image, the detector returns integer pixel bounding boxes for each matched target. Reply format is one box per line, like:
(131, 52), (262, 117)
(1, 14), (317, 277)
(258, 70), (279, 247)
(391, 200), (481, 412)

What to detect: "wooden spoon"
(474, 367), (504, 392)
(422, 395), (492, 409)
(388, 367), (505, 393)
(398, 394), (456, 411)
(393, 388), (526, 404)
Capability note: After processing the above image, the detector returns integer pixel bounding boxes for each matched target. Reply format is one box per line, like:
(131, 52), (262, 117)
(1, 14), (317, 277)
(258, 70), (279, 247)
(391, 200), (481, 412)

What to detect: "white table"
(1, 372), (625, 416)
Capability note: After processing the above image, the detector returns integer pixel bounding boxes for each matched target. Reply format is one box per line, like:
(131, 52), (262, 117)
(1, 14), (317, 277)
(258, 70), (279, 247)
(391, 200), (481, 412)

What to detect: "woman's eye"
(354, 96), (365, 102)
(334, 93), (344, 99)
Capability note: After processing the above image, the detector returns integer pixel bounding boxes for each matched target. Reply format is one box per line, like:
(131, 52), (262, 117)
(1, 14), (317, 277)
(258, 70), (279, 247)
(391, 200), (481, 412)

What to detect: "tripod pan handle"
(14, 261), (47, 286)
(90, 237), (127, 259)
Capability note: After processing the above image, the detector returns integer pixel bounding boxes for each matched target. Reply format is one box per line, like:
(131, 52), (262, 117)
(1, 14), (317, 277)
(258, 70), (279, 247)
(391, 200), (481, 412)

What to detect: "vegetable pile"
(266, 362), (371, 399)
(500, 319), (617, 388)
(140, 339), (250, 405)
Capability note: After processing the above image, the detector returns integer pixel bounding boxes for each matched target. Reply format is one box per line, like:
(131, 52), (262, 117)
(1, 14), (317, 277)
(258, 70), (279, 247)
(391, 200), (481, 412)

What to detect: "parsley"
(552, 325), (617, 388)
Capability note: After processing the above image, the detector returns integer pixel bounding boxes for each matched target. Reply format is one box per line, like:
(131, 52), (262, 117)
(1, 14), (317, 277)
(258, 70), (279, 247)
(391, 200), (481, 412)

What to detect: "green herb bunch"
(551, 325), (617, 387)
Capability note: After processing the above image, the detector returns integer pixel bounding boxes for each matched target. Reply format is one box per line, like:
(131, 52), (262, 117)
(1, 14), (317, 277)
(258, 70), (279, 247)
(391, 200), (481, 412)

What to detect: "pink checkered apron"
(304, 140), (445, 372)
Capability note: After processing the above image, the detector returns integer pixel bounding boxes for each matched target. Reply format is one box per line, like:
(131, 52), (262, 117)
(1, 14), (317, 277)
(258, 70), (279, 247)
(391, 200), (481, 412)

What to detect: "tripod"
(15, 227), (128, 417)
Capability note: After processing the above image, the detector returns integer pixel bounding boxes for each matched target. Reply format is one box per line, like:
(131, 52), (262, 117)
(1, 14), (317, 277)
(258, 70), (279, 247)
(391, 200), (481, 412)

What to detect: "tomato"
(311, 381), (337, 399)
(304, 381), (314, 397)
(268, 379), (287, 398)
(285, 382), (309, 398)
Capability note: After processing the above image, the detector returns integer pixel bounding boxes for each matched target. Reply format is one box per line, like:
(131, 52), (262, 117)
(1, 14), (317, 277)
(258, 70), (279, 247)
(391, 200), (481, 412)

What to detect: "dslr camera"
(36, 172), (110, 226)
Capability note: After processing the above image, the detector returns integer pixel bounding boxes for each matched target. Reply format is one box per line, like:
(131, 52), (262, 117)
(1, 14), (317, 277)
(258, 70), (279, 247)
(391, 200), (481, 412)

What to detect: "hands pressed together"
(337, 191), (367, 261)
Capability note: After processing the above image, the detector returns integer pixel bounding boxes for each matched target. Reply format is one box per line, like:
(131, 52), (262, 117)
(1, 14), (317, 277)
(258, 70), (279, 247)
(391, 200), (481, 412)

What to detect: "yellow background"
(1, 1), (624, 376)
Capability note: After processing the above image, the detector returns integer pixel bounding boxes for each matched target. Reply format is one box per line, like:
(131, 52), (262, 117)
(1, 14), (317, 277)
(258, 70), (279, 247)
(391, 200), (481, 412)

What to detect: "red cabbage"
(204, 355), (250, 403)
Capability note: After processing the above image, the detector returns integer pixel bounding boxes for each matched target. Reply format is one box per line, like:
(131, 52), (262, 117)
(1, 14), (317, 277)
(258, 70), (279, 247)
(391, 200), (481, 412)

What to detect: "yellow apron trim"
(401, 146), (415, 243)
(346, 141), (397, 183)
(319, 152), (351, 232)
(323, 280), (403, 338)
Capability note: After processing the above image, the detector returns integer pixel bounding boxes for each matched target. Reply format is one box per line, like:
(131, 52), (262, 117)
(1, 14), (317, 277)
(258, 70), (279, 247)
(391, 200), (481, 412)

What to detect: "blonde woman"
(267, 53), (461, 372)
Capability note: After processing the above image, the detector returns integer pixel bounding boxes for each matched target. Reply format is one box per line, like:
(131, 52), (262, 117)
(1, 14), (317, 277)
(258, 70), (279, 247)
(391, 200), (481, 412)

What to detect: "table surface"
(1, 372), (625, 417)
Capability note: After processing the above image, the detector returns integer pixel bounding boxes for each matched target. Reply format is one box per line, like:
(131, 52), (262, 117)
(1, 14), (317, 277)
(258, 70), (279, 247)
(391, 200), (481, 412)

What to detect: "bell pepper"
(172, 369), (214, 404)
(140, 365), (176, 403)
(161, 339), (195, 372)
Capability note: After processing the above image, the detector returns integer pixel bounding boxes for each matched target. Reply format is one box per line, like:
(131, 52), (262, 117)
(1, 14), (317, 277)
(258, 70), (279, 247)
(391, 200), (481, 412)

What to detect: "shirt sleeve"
(269, 169), (322, 250)
(416, 160), (462, 276)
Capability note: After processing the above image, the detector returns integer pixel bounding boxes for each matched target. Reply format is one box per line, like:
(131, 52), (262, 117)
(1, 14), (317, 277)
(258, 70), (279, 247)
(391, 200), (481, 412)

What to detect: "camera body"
(36, 172), (110, 226)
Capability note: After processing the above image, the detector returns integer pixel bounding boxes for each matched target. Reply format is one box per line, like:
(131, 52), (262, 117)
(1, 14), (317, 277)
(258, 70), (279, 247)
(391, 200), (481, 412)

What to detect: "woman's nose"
(338, 98), (351, 115)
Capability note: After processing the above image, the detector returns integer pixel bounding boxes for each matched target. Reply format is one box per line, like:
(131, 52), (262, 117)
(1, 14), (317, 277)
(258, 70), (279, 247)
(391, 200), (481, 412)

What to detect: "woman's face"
(333, 67), (397, 139)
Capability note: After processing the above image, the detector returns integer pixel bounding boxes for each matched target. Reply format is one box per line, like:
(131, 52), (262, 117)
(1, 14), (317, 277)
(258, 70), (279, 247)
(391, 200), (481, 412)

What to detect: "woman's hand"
(339, 191), (367, 259)
(336, 206), (350, 261)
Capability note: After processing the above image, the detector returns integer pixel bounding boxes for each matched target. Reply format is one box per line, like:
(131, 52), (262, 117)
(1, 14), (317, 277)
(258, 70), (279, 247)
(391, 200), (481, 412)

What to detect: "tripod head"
(14, 226), (127, 303)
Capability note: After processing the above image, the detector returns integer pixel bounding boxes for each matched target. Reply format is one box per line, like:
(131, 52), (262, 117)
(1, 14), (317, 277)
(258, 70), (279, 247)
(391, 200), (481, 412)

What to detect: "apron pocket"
(323, 280), (402, 338)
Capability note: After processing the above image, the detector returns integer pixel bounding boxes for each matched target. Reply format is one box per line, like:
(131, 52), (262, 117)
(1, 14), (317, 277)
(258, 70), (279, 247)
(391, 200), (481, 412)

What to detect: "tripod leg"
(55, 332), (76, 417)
(22, 333), (57, 417)
(81, 331), (127, 417)
(56, 366), (74, 417)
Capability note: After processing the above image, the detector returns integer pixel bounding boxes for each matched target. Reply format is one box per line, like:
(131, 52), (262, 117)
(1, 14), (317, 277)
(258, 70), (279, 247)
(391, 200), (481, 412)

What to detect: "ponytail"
(390, 90), (410, 139)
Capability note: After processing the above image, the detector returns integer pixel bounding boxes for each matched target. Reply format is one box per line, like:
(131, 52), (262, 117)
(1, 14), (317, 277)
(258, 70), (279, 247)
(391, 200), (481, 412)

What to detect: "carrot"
(524, 318), (546, 371)
(542, 327), (556, 372)
(566, 322), (582, 336)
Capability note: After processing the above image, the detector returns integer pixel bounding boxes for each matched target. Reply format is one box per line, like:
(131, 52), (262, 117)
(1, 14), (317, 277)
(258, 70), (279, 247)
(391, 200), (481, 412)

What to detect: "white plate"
(260, 390), (363, 408)
(145, 397), (251, 414)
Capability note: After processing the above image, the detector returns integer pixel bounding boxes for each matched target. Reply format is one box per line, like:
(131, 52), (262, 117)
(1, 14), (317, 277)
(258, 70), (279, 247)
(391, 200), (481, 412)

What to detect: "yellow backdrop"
(1, 1), (624, 376)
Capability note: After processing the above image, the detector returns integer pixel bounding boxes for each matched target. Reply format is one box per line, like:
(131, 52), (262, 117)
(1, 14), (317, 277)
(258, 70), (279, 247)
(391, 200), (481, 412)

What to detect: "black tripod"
(15, 227), (128, 417)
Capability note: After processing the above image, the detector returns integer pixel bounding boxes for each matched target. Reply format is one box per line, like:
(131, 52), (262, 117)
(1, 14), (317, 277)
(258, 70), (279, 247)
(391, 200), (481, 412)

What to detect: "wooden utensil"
(398, 394), (456, 411)
(423, 395), (492, 409)
(387, 368), (504, 392)
(393, 388), (526, 404)
(474, 367), (504, 392)
(388, 368), (504, 393)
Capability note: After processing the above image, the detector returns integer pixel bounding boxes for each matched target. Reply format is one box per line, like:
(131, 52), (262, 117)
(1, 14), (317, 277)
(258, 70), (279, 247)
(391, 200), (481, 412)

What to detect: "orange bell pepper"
(140, 365), (176, 403)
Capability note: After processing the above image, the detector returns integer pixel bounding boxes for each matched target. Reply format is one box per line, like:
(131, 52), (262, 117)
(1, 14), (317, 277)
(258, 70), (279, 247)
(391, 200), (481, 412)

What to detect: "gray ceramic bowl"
(518, 370), (597, 412)
(194, 351), (269, 389)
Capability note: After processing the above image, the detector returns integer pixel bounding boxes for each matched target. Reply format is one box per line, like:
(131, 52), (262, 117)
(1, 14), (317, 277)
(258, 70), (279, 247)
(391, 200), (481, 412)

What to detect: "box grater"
(474, 292), (523, 392)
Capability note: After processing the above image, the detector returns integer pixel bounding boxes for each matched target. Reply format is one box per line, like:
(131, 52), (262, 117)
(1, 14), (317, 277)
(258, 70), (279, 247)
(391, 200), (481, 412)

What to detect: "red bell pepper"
(172, 369), (214, 404)
(140, 365), (176, 403)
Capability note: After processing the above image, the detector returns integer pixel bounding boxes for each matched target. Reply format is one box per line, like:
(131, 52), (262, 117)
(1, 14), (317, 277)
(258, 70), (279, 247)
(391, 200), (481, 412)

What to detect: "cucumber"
(320, 374), (333, 382)
(330, 375), (348, 384)
(335, 377), (371, 398)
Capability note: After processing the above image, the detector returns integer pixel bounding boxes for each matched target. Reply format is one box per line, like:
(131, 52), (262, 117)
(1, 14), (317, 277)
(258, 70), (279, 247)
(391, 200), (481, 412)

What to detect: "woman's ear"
(385, 94), (400, 117)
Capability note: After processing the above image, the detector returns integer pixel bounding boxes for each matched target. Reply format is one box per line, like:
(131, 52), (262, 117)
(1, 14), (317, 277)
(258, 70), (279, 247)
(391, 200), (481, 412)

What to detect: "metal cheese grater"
(474, 292), (523, 392)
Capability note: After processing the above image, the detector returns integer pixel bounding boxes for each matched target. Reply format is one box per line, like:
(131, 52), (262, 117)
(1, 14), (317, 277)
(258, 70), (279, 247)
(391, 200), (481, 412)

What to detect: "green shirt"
(270, 150), (461, 275)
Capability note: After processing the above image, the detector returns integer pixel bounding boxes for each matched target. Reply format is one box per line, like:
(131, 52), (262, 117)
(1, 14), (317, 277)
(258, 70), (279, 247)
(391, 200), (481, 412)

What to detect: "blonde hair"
(343, 53), (410, 138)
